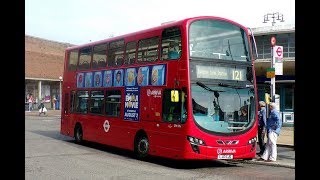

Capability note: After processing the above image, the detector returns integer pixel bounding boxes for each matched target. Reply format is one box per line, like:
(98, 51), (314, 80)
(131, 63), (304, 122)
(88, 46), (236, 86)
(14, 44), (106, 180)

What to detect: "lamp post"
(263, 12), (284, 26)
(59, 76), (62, 110)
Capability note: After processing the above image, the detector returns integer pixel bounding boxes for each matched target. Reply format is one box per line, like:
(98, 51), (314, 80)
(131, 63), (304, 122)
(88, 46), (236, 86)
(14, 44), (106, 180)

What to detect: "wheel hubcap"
(138, 139), (148, 154)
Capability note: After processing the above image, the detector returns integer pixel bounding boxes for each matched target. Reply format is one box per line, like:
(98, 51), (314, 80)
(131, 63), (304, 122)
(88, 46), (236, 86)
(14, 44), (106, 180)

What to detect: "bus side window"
(137, 37), (159, 63)
(105, 90), (121, 117)
(161, 27), (181, 60)
(125, 41), (136, 65)
(78, 47), (92, 70)
(76, 91), (89, 114)
(68, 50), (78, 71)
(108, 40), (124, 67)
(70, 91), (76, 113)
(92, 43), (108, 69)
(162, 89), (182, 123)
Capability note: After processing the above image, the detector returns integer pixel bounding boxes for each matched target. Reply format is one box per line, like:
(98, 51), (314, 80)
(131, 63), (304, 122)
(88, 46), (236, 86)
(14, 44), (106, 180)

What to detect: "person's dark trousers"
(257, 126), (266, 154)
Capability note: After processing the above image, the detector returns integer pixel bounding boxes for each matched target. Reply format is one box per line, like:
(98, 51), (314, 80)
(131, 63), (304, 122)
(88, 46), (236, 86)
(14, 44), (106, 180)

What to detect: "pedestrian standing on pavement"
(28, 93), (34, 112)
(257, 101), (267, 155)
(260, 102), (282, 162)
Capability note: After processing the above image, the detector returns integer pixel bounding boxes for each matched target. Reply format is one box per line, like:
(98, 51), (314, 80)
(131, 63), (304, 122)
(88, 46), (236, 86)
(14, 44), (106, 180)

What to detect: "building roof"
(25, 35), (74, 81)
(252, 24), (295, 35)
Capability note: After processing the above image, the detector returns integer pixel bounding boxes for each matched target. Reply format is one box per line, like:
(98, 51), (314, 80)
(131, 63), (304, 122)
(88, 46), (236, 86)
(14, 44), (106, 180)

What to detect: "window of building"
(68, 50), (78, 71)
(92, 43), (107, 69)
(137, 37), (159, 63)
(288, 33), (295, 58)
(76, 91), (89, 114)
(107, 40), (124, 67)
(105, 90), (121, 117)
(161, 27), (181, 60)
(78, 47), (92, 70)
(255, 36), (264, 58)
(262, 35), (272, 59)
(284, 87), (294, 110)
(124, 41), (136, 65)
(90, 90), (104, 114)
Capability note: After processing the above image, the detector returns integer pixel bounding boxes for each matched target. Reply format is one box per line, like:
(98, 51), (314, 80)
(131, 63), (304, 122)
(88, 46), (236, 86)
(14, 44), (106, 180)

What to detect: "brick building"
(25, 35), (74, 110)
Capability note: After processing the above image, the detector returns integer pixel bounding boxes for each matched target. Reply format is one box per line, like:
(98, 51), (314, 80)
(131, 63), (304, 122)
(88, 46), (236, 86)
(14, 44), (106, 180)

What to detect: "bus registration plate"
(218, 155), (233, 159)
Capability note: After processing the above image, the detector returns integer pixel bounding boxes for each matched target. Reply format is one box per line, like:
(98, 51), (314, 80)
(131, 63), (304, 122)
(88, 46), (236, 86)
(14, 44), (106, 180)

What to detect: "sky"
(25, 0), (295, 45)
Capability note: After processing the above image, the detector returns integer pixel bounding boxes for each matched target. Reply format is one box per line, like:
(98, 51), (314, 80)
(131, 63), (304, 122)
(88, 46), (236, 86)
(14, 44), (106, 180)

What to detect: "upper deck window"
(92, 43), (107, 69)
(161, 27), (181, 60)
(68, 50), (78, 71)
(124, 41), (136, 65)
(189, 20), (250, 62)
(78, 47), (92, 70)
(137, 37), (159, 63)
(107, 40), (124, 67)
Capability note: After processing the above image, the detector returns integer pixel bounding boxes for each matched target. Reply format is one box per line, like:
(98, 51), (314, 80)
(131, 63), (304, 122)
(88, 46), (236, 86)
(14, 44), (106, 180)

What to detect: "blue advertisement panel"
(85, 72), (93, 87)
(137, 66), (149, 86)
(150, 65), (166, 85)
(125, 68), (136, 86)
(103, 70), (113, 87)
(124, 87), (140, 121)
(114, 69), (123, 87)
(77, 73), (84, 88)
(93, 71), (102, 87)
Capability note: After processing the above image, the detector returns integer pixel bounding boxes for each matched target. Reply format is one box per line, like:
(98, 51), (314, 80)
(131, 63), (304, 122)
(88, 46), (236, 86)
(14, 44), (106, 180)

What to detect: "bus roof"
(65, 16), (248, 51)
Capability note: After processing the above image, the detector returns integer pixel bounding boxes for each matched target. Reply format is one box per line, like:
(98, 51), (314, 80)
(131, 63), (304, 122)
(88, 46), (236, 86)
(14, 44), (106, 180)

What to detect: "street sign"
(271, 36), (276, 47)
(274, 46), (283, 59)
(273, 45), (283, 75)
(275, 63), (283, 75)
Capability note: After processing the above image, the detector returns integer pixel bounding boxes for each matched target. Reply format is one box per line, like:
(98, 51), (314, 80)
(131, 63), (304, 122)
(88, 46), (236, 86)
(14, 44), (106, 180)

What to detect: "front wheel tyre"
(135, 136), (149, 159)
(74, 125), (83, 144)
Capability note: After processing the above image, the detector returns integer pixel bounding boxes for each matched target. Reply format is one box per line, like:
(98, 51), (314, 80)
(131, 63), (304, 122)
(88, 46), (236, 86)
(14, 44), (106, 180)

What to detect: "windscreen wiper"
(218, 83), (253, 89)
(196, 81), (224, 92)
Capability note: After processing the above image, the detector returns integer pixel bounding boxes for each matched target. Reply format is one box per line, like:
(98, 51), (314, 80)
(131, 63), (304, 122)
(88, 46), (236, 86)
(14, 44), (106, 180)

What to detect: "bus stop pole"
(270, 46), (275, 102)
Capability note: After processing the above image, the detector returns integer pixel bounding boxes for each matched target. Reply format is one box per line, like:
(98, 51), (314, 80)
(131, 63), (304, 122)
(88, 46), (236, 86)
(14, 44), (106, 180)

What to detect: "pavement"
(25, 109), (295, 169)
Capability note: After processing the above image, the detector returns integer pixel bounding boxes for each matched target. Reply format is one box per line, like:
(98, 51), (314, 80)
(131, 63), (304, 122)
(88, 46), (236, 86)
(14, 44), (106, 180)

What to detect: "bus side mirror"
(171, 90), (179, 102)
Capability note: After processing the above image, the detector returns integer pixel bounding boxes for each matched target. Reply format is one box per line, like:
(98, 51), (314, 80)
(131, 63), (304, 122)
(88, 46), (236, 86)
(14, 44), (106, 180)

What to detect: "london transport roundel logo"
(103, 120), (110, 132)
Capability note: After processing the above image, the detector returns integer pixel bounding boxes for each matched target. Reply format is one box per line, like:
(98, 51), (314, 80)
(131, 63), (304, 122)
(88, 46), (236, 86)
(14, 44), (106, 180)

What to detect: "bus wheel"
(74, 124), (83, 144)
(135, 135), (149, 159)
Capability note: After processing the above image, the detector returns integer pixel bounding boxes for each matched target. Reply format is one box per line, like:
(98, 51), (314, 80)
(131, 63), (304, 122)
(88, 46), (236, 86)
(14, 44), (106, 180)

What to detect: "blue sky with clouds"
(25, 0), (295, 45)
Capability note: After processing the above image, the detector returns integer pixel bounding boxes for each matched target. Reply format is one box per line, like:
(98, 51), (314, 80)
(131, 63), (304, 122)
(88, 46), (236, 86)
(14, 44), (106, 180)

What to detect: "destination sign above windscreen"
(196, 65), (246, 81)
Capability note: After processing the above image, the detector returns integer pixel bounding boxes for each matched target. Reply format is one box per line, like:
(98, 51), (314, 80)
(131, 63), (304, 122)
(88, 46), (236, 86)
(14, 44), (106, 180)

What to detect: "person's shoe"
(264, 159), (275, 162)
(256, 158), (264, 161)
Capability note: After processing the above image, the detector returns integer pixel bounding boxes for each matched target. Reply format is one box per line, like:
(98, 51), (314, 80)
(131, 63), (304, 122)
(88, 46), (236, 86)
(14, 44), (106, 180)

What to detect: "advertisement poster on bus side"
(103, 70), (113, 87)
(114, 69), (123, 87)
(77, 73), (84, 88)
(85, 72), (93, 87)
(93, 71), (102, 87)
(137, 66), (149, 86)
(124, 86), (140, 121)
(125, 68), (136, 86)
(150, 65), (166, 85)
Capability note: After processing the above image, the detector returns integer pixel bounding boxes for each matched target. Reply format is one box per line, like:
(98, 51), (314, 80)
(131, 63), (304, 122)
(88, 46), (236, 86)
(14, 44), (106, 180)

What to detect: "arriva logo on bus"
(217, 149), (236, 154)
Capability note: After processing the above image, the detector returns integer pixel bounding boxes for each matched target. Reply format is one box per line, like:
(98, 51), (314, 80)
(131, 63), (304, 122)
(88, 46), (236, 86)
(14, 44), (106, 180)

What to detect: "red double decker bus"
(60, 16), (259, 160)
